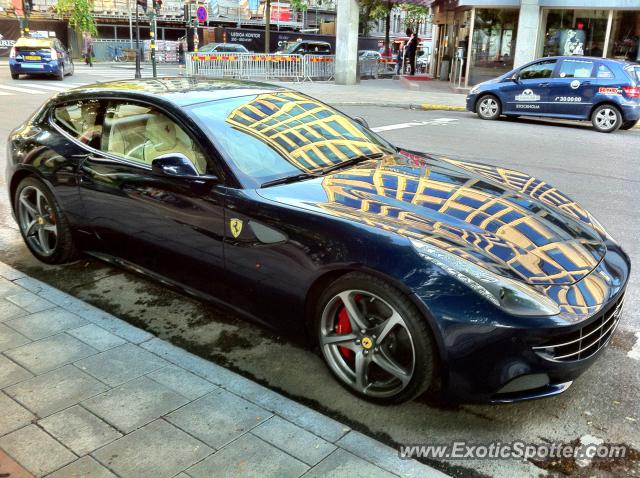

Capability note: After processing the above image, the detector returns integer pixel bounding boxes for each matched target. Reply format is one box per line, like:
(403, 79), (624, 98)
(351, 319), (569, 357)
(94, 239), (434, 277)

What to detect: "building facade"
(429, 0), (640, 86)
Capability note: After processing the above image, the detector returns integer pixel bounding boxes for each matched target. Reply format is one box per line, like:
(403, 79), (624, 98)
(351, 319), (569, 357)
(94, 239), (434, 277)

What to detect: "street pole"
(150, 10), (157, 78)
(264, 0), (270, 53)
(129, 2), (133, 48)
(135, 3), (141, 79)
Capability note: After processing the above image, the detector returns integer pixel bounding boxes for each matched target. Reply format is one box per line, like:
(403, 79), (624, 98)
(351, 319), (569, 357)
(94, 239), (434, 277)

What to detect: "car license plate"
(24, 55), (41, 60)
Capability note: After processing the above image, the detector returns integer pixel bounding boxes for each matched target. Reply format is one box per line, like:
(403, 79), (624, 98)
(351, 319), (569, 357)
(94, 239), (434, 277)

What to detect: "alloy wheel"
(479, 97), (498, 118)
(319, 290), (416, 398)
(17, 186), (58, 257)
(595, 108), (618, 130)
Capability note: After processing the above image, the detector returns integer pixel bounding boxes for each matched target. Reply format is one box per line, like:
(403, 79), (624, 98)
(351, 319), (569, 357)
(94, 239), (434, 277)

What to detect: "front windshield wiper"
(260, 172), (322, 188)
(318, 153), (385, 175)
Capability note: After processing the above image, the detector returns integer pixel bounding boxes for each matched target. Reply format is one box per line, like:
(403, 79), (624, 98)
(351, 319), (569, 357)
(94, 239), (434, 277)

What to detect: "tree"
(359, 0), (383, 37)
(56, 0), (97, 36)
(402, 4), (429, 35)
(290, 0), (308, 13)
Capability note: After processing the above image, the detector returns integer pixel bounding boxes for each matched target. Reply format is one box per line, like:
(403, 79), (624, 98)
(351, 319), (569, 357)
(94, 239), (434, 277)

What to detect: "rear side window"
(558, 59), (594, 78)
(596, 64), (615, 79)
(52, 100), (103, 148)
(519, 60), (556, 80)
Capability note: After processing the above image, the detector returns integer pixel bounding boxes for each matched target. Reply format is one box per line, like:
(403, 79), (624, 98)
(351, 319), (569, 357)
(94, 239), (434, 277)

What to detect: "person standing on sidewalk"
(405, 29), (418, 76)
(83, 32), (94, 67)
(395, 42), (404, 75)
(178, 37), (186, 76)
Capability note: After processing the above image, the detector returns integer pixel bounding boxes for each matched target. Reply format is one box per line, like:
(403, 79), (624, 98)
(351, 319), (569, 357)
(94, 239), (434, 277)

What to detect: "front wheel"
(476, 95), (501, 120)
(11, 72), (19, 80)
(15, 177), (78, 264)
(316, 273), (438, 404)
(620, 120), (638, 131)
(591, 104), (622, 133)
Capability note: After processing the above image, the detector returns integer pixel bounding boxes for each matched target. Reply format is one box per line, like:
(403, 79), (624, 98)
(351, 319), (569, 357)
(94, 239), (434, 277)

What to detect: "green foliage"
(290, 0), (308, 12)
(401, 4), (429, 31)
(56, 0), (97, 36)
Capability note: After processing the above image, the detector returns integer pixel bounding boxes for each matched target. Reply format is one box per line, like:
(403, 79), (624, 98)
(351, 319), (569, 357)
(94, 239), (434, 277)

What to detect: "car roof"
(15, 37), (54, 47)
(55, 78), (288, 107)
(540, 55), (630, 65)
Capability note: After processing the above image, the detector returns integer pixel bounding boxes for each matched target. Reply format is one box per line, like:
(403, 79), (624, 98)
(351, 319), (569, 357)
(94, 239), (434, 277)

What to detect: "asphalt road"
(0, 65), (639, 478)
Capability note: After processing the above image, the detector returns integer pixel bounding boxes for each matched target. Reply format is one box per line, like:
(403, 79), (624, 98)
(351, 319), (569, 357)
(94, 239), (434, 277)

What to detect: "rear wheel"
(591, 104), (622, 133)
(56, 64), (64, 81)
(476, 95), (501, 120)
(316, 273), (438, 404)
(620, 120), (638, 131)
(11, 72), (19, 80)
(14, 177), (78, 264)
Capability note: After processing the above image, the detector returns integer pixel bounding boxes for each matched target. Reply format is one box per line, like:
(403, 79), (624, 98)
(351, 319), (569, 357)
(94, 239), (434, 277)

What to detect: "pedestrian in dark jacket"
(405, 28), (418, 76)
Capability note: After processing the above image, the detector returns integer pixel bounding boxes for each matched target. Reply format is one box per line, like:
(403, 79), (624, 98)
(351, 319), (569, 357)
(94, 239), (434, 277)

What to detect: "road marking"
(0, 84), (46, 94)
(19, 83), (68, 92)
(371, 118), (459, 133)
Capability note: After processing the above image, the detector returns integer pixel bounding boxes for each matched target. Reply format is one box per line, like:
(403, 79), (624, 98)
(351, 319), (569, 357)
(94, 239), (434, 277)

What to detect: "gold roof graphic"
(319, 162), (607, 316)
(226, 92), (384, 172)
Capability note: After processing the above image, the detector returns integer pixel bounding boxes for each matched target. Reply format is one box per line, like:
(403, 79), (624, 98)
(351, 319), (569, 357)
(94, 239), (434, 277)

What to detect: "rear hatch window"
(14, 40), (53, 61)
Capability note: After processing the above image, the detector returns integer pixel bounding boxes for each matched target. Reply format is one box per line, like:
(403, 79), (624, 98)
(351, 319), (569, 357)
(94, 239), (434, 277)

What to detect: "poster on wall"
(559, 29), (586, 56)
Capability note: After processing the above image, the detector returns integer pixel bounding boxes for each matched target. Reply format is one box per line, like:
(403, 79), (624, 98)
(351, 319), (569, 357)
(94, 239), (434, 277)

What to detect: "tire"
(14, 176), (78, 264)
(315, 272), (438, 404)
(620, 120), (638, 131)
(591, 104), (622, 133)
(11, 72), (19, 80)
(476, 94), (501, 120)
(56, 64), (64, 81)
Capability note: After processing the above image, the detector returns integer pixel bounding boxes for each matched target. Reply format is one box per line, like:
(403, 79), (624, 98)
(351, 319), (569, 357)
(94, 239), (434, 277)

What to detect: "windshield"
(282, 42), (300, 53)
(189, 91), (395, 188)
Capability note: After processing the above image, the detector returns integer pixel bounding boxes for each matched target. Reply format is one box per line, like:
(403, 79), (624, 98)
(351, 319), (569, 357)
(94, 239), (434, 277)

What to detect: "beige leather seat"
(142, 114), (206, 173)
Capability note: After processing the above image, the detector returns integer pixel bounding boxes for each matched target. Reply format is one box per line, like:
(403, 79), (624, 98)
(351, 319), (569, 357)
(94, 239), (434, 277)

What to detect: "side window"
(558, 59), (594, 78)
(101, 102), (208, 174)
(518, 60), (557, 80)
(53, 100), (103, 149)
(596, 64), (615, 79)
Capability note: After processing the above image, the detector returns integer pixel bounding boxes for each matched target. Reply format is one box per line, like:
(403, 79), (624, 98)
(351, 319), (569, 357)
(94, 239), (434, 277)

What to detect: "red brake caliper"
(335, 295), (363, 360)
(335, 306), (354, 360)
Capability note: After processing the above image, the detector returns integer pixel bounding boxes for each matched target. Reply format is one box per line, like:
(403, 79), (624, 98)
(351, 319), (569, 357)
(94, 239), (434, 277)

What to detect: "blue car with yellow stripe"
(467, 56), (640, 132)
(9, 37), (74, 81)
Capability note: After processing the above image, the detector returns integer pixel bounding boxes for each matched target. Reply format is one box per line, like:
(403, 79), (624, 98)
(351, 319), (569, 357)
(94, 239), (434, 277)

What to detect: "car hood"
(256, 151), (607, 286)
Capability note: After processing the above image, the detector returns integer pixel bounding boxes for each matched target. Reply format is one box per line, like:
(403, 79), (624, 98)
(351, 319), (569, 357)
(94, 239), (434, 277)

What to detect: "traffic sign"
(196, 6), (207, 23)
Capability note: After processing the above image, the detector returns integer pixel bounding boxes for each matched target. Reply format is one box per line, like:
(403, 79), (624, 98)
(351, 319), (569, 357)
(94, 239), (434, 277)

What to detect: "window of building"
(541, 10), (608, 57)
(607, 11), (640, 62)
(469, 9), (519, 85)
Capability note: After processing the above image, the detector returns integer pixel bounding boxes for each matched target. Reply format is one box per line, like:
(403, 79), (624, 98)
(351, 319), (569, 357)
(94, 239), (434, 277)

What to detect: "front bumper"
(465, 94), (478, 112)
(411, 240), (630, 403)
(10, 60), (61, 75)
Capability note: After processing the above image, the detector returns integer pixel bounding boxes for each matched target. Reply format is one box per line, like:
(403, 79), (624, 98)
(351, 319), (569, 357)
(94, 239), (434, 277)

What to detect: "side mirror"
(509, 73), (520, 82)
(353, 116), (369, 129)
(151, 153), (218, 183)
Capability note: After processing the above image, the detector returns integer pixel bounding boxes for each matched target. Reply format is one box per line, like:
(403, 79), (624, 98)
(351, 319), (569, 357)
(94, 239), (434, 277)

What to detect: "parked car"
(467, 56), (640, 132)
(358, 50), (382, 60)
(9, 36), (74, 81)
(199, 42), (249, 54)
(278, 40), (331, 55)
(6, 78), (629, 404)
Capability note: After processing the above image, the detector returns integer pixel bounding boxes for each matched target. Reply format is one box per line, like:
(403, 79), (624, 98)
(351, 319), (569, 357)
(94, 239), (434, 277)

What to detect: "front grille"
(532, 294), (624, 363)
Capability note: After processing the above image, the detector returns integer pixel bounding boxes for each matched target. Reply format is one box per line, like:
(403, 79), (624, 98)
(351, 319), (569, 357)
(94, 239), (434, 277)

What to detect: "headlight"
(410, 239), (561, 317)
(470, 85), (480, 94)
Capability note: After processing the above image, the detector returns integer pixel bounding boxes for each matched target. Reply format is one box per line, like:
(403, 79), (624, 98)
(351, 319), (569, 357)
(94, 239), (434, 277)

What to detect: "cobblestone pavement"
(0, 261), (447, 478)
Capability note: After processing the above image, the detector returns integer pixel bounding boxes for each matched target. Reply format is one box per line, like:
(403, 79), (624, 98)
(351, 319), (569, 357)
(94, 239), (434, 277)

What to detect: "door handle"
(539, 82), (550, 87)
(582, 81), (591, 86)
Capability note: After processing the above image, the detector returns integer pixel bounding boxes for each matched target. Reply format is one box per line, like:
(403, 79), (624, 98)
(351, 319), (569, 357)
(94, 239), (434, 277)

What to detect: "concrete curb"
(0, 260), (449, 478)
(420, 104), (467, 112)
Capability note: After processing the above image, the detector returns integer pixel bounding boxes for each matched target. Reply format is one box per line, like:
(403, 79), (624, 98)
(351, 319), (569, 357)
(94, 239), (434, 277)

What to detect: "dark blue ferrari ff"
(5, 79), (629, 404)
(466, 56), (640, 132)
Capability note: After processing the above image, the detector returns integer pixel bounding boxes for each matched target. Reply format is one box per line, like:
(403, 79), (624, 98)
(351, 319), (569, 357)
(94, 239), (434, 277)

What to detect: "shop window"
(607, 12), (640, 62)
(469, 9), (519, 85)
(542, 10), (608, 57)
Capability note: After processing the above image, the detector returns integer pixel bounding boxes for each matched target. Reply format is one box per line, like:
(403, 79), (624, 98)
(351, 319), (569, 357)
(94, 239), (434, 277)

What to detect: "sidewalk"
(274, 79), (467, 110)
(0, 261), (447, 478)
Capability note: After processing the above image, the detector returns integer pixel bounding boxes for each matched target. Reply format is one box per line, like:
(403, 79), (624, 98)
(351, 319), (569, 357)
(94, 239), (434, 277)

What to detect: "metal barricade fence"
(92, 40), (132, 62)
(186, 53), (304, 80)
(302, 55), (334, 81)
